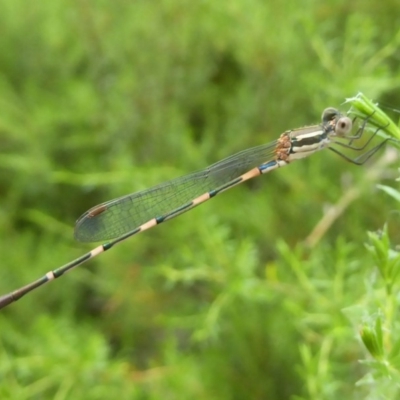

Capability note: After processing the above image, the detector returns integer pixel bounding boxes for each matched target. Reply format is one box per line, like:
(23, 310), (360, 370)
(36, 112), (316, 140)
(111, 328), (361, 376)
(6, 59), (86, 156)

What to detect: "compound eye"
(321, 107), (339, 124)
(335, 116), (352, 136)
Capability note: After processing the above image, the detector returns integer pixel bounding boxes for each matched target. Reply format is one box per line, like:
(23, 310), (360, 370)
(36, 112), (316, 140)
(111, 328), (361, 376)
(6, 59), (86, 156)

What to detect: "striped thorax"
(275, 108), (353, 163)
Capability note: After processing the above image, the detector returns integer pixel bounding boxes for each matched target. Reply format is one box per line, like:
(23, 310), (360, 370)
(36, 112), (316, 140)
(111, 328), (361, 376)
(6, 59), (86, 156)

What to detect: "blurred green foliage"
(1, 0), (400, 399)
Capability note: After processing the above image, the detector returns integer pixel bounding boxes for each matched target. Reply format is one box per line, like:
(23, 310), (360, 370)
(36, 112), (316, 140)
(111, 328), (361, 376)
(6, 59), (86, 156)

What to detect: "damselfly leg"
(329, 137), (394, 165)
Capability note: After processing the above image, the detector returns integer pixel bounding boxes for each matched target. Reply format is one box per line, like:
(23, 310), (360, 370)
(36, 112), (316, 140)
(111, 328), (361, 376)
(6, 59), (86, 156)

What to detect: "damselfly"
(0, 108), (388, 309)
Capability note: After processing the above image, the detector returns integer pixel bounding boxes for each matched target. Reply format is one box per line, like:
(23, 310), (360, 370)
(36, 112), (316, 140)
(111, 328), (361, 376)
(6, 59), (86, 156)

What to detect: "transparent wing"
(74, 141), (278, 242)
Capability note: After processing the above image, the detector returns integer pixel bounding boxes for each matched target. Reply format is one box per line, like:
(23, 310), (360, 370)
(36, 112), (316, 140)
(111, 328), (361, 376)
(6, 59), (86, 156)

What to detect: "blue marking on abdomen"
(259, 161), (278, 172)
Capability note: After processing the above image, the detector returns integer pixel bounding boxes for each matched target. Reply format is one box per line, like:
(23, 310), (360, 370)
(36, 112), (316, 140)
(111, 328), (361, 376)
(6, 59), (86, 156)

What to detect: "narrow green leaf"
(377, 184), (400, 203)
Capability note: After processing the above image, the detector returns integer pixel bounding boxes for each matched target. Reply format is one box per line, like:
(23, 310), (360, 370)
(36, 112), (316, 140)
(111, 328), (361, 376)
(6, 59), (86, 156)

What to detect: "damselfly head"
(321, 108), (352, 137)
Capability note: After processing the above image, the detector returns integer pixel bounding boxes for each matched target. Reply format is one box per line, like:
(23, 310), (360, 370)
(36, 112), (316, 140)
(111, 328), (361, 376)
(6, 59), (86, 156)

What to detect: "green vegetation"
(1, 1), (400, 399)
(347, 93), (400, 139)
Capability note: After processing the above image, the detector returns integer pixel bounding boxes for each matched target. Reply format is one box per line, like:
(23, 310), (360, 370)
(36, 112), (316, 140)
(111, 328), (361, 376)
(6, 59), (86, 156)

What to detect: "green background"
(1, 1), (400, 399)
